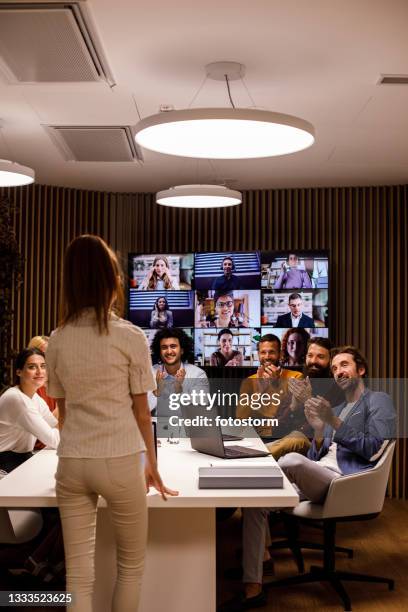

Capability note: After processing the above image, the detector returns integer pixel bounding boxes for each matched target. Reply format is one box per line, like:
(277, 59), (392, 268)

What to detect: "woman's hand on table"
(145, 464), (179, 501)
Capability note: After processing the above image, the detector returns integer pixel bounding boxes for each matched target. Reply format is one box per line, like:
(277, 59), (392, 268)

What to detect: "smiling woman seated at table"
(0, 347), (60, 474)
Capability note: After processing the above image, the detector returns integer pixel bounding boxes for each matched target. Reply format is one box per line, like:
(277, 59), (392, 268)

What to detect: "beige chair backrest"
(322, 441), (396, 519)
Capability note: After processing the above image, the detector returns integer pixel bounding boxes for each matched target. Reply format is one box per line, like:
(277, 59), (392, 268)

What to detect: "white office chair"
(269, 441), (396, 611)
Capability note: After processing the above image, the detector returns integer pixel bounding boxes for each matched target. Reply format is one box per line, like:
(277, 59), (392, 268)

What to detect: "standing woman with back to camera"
(46, 235), (177, 612)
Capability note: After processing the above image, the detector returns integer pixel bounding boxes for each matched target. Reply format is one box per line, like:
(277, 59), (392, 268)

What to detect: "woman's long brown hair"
(59, 235), (124, 334)
(147, 256), (173, 289)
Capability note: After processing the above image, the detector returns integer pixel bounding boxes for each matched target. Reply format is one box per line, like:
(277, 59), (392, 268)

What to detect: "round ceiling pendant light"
(134, 61), (315, 159)
(136, 107), (315, 159)
(0, 159), (35, 187)
(156, 184), (242, 208)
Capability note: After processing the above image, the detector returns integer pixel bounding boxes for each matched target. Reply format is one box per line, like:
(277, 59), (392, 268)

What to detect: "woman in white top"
(46, 235), (177, 612)
(0, 348), (60, 473)
(139, 255), (179, 290)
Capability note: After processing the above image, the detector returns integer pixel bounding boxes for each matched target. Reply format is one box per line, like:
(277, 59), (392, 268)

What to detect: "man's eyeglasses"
(216, 300), (234, 308)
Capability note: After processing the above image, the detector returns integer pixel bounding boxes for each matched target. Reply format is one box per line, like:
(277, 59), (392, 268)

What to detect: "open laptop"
(222, 433), (243, 442)
(185, 412), (269, 459)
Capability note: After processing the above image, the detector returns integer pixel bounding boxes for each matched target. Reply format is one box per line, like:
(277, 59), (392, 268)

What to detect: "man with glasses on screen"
(202, 291), (249, 328)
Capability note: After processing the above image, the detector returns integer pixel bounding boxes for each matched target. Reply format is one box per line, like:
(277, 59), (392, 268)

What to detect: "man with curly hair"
(148, 328), (209, 423)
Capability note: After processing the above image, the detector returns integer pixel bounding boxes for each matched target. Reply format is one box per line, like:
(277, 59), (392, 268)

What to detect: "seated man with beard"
(236, 334), (302, 441)
(220, 345), (395, 612)
(225, 337), (340, 610)
(266, 336), (343, 459)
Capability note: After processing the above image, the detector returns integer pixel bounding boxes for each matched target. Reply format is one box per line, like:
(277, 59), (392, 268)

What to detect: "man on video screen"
(275, 293), (314, 328)
(274, 253), (312, 289)
(212, 256), (241, 292)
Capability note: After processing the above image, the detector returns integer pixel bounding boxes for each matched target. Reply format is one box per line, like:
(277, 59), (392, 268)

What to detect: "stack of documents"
(198, 463), (283, 489)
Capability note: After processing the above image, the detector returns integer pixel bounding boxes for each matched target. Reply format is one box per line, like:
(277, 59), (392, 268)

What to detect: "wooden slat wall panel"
(1, 183), (406, 498)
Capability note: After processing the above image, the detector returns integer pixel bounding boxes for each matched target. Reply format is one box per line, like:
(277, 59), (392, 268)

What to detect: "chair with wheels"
(269, 511), (354, 574)
(268, 441), (396, 611)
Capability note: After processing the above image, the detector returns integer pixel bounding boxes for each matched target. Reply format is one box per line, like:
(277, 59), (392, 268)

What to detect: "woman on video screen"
(150, 296), (173, 329)
(281, 327), (310, 367)
(140, 256), (180, 290)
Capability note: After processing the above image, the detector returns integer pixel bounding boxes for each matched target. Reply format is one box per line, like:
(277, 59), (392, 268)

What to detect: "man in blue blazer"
(221, 346), (396, 612)
(278, 346), (396, 502)
(274, 293), (315, 328)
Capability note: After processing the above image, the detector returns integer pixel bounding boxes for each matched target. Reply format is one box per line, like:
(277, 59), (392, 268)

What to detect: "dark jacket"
(212, 274), (241, 291)
(275, 312), (315, 328)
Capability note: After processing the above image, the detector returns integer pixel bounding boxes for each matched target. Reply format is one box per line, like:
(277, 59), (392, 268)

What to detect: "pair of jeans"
(55, 454), (147, 612)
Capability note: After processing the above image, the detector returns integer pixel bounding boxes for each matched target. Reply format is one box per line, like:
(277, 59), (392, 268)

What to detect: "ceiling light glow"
(156, 184), (242, 208)
(0, 159), (35, 186)
(135, 108), (315, 159)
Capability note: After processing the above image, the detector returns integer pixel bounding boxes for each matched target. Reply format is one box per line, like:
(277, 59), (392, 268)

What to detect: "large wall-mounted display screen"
(128, 250), (329, 369)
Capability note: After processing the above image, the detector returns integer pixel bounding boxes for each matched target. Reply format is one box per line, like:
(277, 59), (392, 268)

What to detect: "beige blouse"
(46, 310), (156, 458)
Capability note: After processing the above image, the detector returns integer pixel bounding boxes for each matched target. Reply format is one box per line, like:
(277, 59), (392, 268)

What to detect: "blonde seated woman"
(28, 336), (56, 413)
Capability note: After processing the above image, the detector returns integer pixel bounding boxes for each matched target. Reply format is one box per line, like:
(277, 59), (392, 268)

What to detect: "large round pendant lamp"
(135, 107), (314, 159)
(135, 62), (315, 159)
(0, 159), (35, 186)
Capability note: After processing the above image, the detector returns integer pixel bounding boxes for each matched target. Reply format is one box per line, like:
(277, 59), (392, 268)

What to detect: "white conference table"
(0, 440), (298, 612)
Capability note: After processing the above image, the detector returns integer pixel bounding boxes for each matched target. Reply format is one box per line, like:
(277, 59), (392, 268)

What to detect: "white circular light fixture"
(156, 184), (242, 208)
(135, 107), (315, 159)
(0, 159), (35, 187)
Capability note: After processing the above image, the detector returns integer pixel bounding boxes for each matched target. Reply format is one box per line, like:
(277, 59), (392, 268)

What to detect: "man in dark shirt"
(267, 337), (342, 457)
(212, 256), (241, 291)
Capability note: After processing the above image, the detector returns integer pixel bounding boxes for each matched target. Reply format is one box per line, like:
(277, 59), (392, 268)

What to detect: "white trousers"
(56, 454), (147, 612)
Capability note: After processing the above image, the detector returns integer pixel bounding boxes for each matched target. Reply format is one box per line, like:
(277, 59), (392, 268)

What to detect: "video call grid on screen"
(128, 250), (329, 368)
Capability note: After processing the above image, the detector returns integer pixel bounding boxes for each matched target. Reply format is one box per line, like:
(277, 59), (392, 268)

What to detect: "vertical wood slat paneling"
(1, 183), (407, 499)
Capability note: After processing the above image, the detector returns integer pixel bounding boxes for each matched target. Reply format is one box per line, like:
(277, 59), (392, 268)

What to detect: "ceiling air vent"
(378, 74), (408, 85)
(0, 2), (115, 84)
(45, 126), (143, 162)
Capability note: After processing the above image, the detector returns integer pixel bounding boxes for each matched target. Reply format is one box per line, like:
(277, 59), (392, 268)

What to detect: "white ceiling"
(1, 0), (408, 193)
